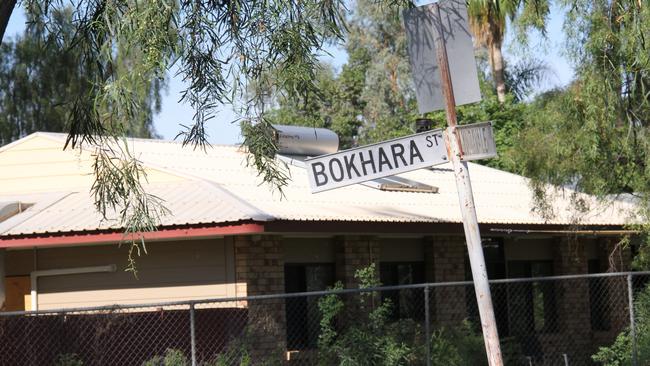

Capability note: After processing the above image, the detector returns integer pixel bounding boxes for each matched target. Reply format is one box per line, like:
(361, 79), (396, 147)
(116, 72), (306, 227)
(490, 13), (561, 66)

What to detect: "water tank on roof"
(273, 124), (339, 156)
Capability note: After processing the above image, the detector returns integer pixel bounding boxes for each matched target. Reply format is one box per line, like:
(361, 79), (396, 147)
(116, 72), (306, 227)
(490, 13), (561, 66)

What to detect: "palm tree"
(467, 0), (549, 103)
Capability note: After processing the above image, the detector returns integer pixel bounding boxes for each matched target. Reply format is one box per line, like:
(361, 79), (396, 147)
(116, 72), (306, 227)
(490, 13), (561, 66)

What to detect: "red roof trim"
(0, 223), (265, 249)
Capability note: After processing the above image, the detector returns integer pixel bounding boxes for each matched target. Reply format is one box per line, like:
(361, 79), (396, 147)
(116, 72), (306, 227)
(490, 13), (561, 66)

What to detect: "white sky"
(4, 4), (573, 145)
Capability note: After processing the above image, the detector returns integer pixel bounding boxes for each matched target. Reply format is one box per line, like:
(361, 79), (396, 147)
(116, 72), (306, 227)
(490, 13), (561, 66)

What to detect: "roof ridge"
(29, 131), (241, 149)
(0, 133), (42, 153)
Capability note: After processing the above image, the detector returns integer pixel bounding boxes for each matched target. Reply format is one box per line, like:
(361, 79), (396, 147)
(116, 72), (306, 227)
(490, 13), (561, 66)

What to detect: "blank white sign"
(404, 0), (481, 114)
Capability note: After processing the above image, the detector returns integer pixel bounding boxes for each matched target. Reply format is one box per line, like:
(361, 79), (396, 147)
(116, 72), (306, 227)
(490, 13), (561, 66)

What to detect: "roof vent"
(0, 202), (33, 223)
(273, 124), (339, 156)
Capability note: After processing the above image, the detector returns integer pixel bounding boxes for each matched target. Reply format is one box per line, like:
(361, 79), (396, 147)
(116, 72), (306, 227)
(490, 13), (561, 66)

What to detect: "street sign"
(413, 2), (505, 365)
(457, 121), (497, 161)
(404, 0), (481, 114)
(306, 129), (446, 193)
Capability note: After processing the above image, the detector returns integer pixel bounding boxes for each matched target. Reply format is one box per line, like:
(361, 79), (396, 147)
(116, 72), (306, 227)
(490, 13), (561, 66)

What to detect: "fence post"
(424, 285), (431, 366)
(190, 302), (197, 366)
(627, 274), (638, 366)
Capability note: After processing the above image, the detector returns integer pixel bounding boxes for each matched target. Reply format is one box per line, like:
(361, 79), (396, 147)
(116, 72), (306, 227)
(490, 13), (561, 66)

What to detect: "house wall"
(379, 237), (423, 262)
(505, 238), (554, 260)
(0, 233), (634, 364)
(233, 235), (286, 360)
(5, 238), (236, 310)
(283, 237), (334, 263)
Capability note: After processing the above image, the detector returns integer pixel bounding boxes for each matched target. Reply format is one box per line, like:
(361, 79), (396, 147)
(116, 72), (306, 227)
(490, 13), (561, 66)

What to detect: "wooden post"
(431, 4), (504, 366)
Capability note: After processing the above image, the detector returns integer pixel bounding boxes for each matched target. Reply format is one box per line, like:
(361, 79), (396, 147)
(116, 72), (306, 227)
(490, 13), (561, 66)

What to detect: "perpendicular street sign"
(306, 129), (447, 193)
(457, 121), (497, 161)
(404, 0), (481, 114)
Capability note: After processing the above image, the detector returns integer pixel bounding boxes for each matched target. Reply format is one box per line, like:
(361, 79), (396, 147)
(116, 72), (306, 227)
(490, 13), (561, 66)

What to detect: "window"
(588, 259), (610, 331)
(284, 264), (335, 350)
(379, 262), (425, 320)
(507, 261), (557, 334)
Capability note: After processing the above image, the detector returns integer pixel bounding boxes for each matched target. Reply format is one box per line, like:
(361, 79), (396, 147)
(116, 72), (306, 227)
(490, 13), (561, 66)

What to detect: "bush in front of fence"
(593, 282), (650, 365)
(429, 320), (485, 366)
(317, 264), (418, 365)
(143, 349), (189, 366)
(54, 353), (84, 366)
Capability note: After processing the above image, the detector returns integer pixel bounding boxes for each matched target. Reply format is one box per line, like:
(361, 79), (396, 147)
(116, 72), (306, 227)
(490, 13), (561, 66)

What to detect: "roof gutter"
(490, 228), (638, 236)
(0, 222), (266, 249)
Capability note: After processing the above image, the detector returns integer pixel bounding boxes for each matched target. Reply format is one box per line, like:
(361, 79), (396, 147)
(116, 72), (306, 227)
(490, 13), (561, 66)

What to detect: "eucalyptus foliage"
(5, 0), (357, 269)
(0, 6), (161, 144)
(268, 0), (416, 148)
(515, 1), (650, 267)
(266, 63), (364, 149)
(592, 282), (650, 365)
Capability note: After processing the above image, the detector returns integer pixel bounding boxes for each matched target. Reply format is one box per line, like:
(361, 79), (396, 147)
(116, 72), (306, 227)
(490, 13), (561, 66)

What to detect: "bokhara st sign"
(306, 129), (447, 193)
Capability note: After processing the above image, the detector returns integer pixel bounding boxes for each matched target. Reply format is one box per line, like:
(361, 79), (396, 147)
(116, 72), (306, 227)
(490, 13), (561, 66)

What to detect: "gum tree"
(0, 0), (359, 270)
(516, 1), (650, 266)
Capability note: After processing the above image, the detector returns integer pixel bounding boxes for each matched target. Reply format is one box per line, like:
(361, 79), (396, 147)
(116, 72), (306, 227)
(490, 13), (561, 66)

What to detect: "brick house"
(0, 132), (639, 363)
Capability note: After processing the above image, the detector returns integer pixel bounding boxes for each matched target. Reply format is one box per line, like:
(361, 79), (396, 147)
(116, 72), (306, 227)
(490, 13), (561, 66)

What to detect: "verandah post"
(424, 285), (431, 366)
(190, 302), (197, 366)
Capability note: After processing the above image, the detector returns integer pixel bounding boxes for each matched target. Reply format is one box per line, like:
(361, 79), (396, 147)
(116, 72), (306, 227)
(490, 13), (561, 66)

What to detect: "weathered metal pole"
(431, 4), (503, 366)
(190, 302), (197, 366)
(628, 273), (638, 366)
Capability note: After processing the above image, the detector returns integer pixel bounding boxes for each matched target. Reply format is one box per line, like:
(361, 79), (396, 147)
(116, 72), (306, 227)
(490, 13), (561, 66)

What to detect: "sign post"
(430, 2), (504, 366)
(306, 1), (503, 363)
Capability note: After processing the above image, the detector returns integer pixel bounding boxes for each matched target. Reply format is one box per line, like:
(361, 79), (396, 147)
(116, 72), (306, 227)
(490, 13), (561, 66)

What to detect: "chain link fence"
(1, 271), (649, 366)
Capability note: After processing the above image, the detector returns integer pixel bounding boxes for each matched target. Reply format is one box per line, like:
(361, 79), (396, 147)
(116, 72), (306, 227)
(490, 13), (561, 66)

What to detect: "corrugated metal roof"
(0, 132), (639, 236)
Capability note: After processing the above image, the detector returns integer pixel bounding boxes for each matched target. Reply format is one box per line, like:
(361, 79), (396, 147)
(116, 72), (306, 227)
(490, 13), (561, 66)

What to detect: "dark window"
(507, 260), (557, 334)
(588, 259), (611, 331)
(466, 238), (509, 336)
(379, 262), (425, 320)
(284, 264), (335, 350)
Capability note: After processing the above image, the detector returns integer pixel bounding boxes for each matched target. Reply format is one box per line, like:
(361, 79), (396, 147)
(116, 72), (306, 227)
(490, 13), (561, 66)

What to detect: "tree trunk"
(489, 41), (507, 103)
(0, 0), (17, 43)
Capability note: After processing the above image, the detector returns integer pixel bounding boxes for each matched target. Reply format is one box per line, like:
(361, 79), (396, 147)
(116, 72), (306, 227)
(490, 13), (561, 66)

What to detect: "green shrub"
(142, 349), (188, 366)
(592, 332), (633, 366)
(203, 327), (283, 366)
(430, 320), (487, 366)
(54, 353), (83, 366)
(207, 349), (252, 366)
(317, 264), (417, 365)
(592, 283), (650, 365)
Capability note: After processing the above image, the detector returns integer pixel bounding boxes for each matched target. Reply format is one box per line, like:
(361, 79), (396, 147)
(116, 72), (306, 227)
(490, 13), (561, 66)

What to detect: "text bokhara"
(306, 130), (448, 193)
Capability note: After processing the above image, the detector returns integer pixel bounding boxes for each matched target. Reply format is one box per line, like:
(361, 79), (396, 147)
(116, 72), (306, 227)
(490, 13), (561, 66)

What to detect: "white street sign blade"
(306, 130), (447, 193)
(404, 0), (481, 114)
(457, 121), (498, 161)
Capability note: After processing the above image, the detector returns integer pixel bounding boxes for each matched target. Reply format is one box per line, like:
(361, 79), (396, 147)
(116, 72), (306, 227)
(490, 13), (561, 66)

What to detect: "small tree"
(593, 283), (650, 365)
(317, 264), (417, 365)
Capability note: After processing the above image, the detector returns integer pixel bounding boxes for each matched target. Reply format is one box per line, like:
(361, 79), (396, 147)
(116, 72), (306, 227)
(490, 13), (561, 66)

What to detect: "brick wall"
(593, 237), (632, 347)
(428, 235), (467, 326)
(549, 237), (592, 362)
(335, 236), (380, 288)
(233, 235), (286, 361)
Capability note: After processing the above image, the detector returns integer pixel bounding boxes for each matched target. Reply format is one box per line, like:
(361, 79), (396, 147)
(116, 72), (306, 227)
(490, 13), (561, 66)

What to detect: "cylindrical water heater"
(273, 124), (339, 156)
